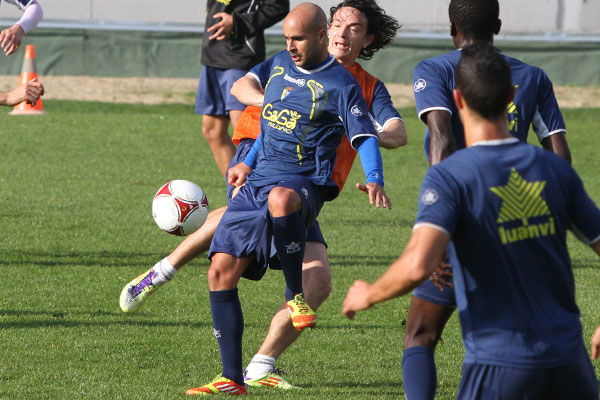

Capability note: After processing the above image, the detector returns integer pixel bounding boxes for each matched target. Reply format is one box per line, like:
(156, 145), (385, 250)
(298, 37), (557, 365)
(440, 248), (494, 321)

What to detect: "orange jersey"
(231, 63), (379, 192)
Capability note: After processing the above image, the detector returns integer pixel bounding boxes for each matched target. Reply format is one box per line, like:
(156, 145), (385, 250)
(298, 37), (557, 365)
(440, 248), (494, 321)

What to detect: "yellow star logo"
(490, 168), (550, 226)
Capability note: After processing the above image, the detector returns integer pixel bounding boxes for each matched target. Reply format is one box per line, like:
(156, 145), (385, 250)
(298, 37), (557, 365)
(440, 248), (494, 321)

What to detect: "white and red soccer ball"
(152, 180), (209, 236)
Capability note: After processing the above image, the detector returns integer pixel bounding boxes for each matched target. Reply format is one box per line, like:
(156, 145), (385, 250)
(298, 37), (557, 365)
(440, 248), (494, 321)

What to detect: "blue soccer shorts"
(209, 176), (325, 281)
(457, 344), (598, 399)
(412, 241), (458, 306)
(195, 66), (247, 116)
(225, 138), (327, 246)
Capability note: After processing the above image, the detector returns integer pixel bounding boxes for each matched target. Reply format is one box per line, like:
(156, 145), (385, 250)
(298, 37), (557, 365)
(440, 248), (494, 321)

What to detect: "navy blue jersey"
(415, 139), (600, 368)
(413, 49), (566, 159)
(246, 50), (378, 200)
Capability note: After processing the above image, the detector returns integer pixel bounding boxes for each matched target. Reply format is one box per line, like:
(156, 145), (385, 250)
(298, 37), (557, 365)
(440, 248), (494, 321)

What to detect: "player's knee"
(403, 319), (442, 350)
(268, 187), (301, 216)
(201, 124), (228, 143)
(207, 258), (238, 289)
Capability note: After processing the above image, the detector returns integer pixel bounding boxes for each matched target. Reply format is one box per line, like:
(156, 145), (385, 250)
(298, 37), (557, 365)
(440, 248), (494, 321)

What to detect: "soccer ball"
(152, 180), (209, 236)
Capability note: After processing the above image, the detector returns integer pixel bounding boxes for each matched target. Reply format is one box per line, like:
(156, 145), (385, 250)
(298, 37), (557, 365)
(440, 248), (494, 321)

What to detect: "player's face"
(284, 19), (326, 67)
(328, 7), (374, 66)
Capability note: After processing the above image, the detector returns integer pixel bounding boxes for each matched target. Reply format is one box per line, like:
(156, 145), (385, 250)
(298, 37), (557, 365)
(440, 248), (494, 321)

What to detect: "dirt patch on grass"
(1, 75), (599, 108)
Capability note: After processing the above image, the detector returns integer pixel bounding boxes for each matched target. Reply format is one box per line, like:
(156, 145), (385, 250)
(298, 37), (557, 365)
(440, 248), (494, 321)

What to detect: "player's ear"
(450, 21), (457, 37)
(364, 33), (374, 49)
(319, 28), (328, 44)
(494, 19), (502, 35)
(453, 88), (464, 110)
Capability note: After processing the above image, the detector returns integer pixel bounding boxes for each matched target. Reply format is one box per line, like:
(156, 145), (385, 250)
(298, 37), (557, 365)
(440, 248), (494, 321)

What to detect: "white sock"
(244, 354), (276, 379)
(151, 257), (177, 286)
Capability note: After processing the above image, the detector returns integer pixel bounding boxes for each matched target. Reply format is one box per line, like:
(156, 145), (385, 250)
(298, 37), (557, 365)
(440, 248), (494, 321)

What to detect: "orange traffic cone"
(10, 44), (45, 115)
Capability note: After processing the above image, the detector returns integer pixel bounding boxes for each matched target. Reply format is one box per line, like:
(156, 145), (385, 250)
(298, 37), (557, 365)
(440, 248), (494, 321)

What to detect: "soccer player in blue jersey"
(343, 42), (600, 400)
(404, 1), (573, 398)
(185, 2), (390, 395)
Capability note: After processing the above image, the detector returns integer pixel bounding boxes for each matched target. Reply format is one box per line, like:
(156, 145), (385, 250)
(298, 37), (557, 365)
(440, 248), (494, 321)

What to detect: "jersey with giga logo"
(413, 49), (566, 160)
(245, 50), (378, 201)
(414, 138), (600, 368)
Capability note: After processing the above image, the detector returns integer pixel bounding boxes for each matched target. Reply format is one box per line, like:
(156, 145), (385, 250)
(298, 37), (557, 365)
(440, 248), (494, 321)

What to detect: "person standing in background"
(197, 0), (289, 177)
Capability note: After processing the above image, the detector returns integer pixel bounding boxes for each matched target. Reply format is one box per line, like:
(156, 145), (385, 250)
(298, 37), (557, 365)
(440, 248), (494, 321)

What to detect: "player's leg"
(188, 185), (274, 396)
(244, 241), (331, 388)
(402, 295), (455, 400)
(119, 139), (256, 313)
(201, 114), (237, 177)
(119, 206), (226, 313)
(268, 179), (323, 331)
(195, 67), (246, 177)
(268, 186), (304, 297)
(186, 251), (251, 396)
(402, 242), (458, 400)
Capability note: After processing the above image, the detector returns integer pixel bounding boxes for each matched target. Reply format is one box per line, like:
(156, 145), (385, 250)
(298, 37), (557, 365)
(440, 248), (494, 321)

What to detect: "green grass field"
(1, 101), (599, 399)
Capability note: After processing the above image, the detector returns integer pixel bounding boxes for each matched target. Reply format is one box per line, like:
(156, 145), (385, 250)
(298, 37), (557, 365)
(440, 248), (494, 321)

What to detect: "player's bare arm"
(541, 133), (572, 165)
(0, 78), (44, 107)
(207, 12), (234, 41)
(427, 110), (455, 165)
(231, 75), (265, 108)
(342, 226), (449, 319)
(591, 326), (600, 359)
(378, 119), (407, 149)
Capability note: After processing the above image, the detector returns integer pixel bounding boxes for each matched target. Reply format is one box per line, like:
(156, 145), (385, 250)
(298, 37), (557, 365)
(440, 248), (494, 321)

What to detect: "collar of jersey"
(296, 55), (336, 74)
(471, 137), (519, 146)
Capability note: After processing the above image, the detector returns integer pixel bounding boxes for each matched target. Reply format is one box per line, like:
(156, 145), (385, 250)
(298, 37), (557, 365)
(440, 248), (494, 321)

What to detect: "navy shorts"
(209, 176), (324, 281)
(412, 241), (458, 307)
(225, 138), (326, 246)
(457, 345), (598, 400)
(195, 66), (247, 116)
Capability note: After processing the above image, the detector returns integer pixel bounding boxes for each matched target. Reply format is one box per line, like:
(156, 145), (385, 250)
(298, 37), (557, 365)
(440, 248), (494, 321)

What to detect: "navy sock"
(209, 288), (244, 386)
(272, 212), (306, 300)
(402, 346), (437, 400)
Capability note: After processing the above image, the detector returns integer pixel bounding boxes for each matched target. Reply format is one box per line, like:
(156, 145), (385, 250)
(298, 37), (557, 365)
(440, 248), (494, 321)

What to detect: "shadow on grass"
(0, 309), (212, 329)
(0, 250), (394, 268)
(0, 310), (399, 331)
(571, 259), (600, 269)
(303, 379), (403, 393)
(0, 250), (182, 268)
(328, 254), (396, 267)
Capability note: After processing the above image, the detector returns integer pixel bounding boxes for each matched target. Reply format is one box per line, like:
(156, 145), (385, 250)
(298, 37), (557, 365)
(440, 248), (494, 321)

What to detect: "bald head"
(285, 2), (328, 31)
(283, 3), (329, 67)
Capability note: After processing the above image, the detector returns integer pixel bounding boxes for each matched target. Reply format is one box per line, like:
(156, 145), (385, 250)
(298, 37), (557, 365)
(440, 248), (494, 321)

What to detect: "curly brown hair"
(329, 0), (401, 60)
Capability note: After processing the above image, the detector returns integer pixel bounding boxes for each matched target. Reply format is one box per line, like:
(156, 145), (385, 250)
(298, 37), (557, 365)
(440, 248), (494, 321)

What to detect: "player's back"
(413, 49), (566, 158)
(424, 139), (592, 368)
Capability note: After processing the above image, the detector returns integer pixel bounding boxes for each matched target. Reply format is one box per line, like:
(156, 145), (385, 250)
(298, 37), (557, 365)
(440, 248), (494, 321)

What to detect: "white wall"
(1, 0), (599, 34)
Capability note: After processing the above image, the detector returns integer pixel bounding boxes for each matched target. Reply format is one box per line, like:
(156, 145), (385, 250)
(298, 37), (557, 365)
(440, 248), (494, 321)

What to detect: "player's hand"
(591, 326), (600, 359)
(429, 260), (453, 291)
(342, 280), (373, 320)
(355, 182), (392, 209)
(207, 12), (234, 41)
(227, 162), (252, 187)
(6, 78), (44, 106)
(0, 24), (25, 56)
